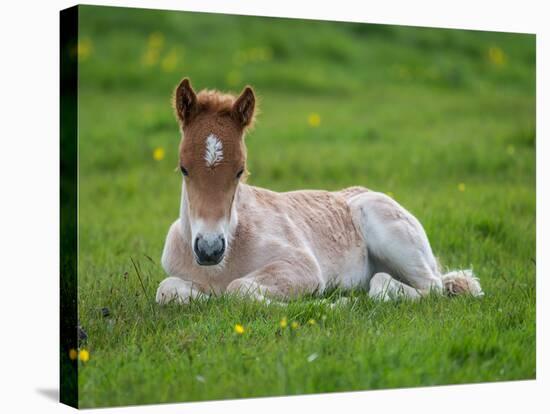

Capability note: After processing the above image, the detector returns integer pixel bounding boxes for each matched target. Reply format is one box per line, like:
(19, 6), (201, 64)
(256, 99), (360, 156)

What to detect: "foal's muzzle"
(193, 233), (225, 266)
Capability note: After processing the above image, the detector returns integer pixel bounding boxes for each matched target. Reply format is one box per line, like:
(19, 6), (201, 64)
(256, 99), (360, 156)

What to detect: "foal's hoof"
(156, 277), (191, 305)
(368, 272), (394, 301)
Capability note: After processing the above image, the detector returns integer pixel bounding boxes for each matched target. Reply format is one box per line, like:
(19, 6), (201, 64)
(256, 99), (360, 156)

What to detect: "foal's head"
(173, 78), (256, 266)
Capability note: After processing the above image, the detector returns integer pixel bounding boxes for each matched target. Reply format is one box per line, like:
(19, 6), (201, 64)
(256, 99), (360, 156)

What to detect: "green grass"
(75, 5), (536, 408)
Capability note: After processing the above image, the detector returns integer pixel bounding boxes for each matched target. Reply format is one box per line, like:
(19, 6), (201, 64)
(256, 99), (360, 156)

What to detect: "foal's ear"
(232, 86), (256, 128)
(174, 78), (197, 125)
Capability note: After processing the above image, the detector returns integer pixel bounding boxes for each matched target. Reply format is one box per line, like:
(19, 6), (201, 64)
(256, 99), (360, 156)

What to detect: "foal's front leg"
(156, 277), (208, 304)
(226, 257), (323, 301)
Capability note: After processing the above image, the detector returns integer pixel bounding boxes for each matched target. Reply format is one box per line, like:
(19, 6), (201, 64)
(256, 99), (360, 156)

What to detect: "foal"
(156, 78), (483, 304)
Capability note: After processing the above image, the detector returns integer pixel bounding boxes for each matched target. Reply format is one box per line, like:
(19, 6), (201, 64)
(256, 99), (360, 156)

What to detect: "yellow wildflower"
(148, 32), (165, 50)
(153, 147), (165, 161)
(488, 46), (506, 66)
(76, 37), (93, 61)
(291, 321), (299, 329)
(161, 49), (179, 73)
(234, 324), (245, 334)
(142, 32), (165, 67)
(308, 113), (321, 128)
(307, 319), (316, 325)
(142, 48), (159, 66)
(68, 349), (78, 360)
(458, 183), (466, 192)
(78, 349), (90, 363)
(279, 317), (288, 329)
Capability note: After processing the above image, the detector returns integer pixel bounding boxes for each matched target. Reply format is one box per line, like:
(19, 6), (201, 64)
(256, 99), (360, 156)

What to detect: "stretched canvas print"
(60, 4), (536, 408)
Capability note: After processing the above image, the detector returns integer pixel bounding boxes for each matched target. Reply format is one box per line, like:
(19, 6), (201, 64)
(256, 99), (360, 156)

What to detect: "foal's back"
(241, 184), (368, 245)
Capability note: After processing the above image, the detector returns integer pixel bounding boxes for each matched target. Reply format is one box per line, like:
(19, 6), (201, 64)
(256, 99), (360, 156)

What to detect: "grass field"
(74, 5), (536, 408)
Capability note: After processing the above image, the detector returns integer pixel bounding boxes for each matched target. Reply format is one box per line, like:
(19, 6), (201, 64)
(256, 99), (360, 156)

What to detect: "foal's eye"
(236, 168), (244, 179)
(180, 166), (189, 176)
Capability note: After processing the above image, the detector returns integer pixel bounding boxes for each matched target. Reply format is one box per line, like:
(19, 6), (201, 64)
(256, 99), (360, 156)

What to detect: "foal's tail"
(441, 269), (484, 297)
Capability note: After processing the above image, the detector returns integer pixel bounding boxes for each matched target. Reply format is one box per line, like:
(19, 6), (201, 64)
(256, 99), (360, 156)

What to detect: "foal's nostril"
(193, 236), (200, 255)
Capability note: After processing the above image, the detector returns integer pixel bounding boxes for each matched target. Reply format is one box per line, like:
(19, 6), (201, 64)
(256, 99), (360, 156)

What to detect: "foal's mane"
(196, 89), (237, 115)
(177, 88), (258, 129)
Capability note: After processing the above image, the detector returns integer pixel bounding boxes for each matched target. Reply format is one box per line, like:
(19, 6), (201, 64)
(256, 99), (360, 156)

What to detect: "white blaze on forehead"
(204, 134), (223, 167)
